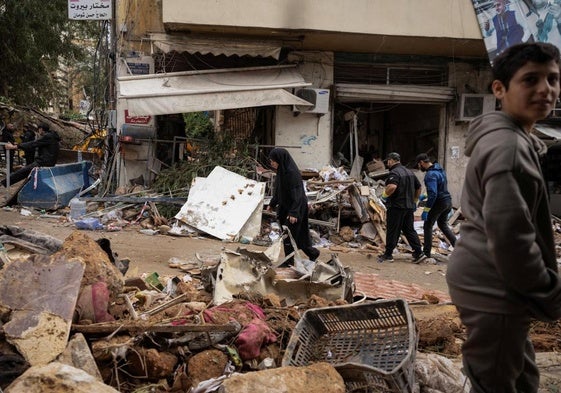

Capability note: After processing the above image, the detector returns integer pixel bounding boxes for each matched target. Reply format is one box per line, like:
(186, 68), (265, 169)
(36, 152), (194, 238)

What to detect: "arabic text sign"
(68, 0), (112, 20)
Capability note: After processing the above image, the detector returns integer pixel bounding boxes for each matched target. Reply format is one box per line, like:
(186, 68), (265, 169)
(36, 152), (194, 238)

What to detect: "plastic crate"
(281, 299), (417, 393)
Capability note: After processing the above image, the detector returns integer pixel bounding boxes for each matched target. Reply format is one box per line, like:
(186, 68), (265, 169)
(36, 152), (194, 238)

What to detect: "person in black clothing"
(378, 152), (426, 264)
(1, 123), (60, 188)
(20, 124), (36, 165)
(1, 123), (16, 173)
(267, 147), (320, 263)
(415, 153), (457, 258)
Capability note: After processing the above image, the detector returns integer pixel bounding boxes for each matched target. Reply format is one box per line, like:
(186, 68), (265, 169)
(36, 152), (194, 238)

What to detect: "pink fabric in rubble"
(235, 317), (277, 360)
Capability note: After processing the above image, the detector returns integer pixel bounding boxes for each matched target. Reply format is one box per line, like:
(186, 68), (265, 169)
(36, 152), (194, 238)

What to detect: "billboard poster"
(68, 0), (112, 20)
(471, 0), (561, 63)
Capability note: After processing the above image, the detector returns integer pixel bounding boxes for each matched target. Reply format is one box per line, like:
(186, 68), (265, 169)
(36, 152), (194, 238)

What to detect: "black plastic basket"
(281, 299), (417, 393)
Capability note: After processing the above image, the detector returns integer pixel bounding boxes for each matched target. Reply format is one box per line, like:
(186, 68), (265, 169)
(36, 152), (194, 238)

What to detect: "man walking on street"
(378, 152), (426, 264)
(415, 153), (457, 258)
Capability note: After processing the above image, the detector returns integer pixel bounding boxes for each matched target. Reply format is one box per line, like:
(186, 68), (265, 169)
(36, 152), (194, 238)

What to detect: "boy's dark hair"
(492, 42), (560, 89)
(38, 123), (50, 132)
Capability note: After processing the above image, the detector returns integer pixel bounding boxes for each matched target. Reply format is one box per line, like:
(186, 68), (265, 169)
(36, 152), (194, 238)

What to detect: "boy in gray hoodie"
(447, 42), (561, 393)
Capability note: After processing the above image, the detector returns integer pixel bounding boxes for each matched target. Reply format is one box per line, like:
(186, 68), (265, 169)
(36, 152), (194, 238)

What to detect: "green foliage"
(152, 135), (256, 198)
(183, 112), (214, 138)
(0, 0), (101, 108)
(60, 110), (86, 122)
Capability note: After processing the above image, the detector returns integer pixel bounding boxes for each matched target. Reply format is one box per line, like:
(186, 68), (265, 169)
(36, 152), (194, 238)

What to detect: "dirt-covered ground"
(0, 206), (451, 294)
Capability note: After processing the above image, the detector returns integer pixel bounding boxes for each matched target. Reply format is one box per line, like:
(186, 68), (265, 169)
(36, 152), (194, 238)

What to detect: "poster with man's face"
(471, 0), (561, 63)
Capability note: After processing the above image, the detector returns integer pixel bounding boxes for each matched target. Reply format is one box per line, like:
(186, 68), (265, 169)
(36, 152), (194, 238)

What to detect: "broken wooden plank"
(72, 322), (238, 335)
(80, 196), (187, 205)
(262, 210), (337, 229)
(373, 221), (386, 246)
(0, 234), (53, 254)
(349, 184), (370, 223)
(448, 207), (462, 225)
(306, 179), (355, 186)
(329, 245), (380, 254)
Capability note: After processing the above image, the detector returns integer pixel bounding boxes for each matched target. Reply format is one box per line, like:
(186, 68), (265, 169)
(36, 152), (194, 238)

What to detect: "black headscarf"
(269, 148), (301, 176)
(268, 148), (305, 217)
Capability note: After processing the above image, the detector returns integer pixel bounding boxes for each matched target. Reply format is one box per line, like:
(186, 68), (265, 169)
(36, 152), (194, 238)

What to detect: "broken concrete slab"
(0, 254), (84, 366)
(57, 333), (103, 381)
(219, 362), (345, 393)
(5, 362), (119, 393)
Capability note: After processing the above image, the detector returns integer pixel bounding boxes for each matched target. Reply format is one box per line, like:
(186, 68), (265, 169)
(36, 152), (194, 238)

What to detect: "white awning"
(335, 83), (456, 104)
(149, 33), (282, 59)
(118, 65), (312, 115)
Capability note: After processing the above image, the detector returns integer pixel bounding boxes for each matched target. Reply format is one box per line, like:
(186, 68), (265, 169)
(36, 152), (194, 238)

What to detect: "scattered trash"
(19, 208), (32, 216)
(74, 217), (104, 230)
(139, 228), (159, 236)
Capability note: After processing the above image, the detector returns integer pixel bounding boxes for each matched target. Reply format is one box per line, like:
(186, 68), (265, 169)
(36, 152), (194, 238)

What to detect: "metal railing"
(0, 142), (12, 193)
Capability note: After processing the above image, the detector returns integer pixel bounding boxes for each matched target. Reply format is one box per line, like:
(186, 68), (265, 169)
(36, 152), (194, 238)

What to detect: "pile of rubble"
(0, 224), (467, 393)
(2, 220), (561, 392)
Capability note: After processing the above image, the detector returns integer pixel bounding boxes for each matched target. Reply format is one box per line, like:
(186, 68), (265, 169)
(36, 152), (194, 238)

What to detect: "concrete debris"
(54, 231), (124, 298)
(219, 362), (345, 393)
(0, 254), (84, 366)
(5, 362), (119, 393)
(56, 333), (103, 381)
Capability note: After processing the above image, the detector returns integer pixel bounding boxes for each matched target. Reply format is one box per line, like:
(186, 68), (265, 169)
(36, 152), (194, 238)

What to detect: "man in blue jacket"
(415, 153), (457, 258)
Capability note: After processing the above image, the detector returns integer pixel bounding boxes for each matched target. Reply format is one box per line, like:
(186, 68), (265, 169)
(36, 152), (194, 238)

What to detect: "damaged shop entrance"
(332, 85), (454, 175)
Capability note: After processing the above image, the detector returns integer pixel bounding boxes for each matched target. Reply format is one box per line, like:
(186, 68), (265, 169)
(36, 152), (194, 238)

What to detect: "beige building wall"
(445, 62), (494, 207)
(162, 0), (481, 39)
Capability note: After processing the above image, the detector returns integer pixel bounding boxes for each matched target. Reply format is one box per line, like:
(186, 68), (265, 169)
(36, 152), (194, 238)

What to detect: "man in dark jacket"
(447, 42), (561, 393)
(415, 153), (457, 258)
(378, 152), (426, 264)
(20, 124), (36, 165)
(1, 123), (60, 188)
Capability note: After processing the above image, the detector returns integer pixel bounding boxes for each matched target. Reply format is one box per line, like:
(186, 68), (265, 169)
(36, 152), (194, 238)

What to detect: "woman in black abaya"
(268, 148), (320, 263)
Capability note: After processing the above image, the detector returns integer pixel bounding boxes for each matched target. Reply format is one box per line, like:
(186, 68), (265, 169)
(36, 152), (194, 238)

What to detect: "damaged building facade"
(114, 0), (495, 206)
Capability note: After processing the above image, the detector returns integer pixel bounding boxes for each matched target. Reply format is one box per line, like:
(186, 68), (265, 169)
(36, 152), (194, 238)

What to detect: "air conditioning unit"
(458, 94), (496, 121)
(294, 88), (330, 114)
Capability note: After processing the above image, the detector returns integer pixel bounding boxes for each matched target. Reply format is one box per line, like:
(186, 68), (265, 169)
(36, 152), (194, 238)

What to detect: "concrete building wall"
(162, 0), (481, 39)
(445, 61), (494, 207)
(275, 52), (334, 170)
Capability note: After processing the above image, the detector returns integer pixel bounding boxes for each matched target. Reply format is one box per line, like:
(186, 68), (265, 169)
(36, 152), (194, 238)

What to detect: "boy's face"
(492, 60), (560, 131)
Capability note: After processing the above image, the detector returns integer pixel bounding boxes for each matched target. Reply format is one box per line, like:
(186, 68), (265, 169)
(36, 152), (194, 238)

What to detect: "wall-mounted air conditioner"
(458, 93), (496, 121)
(293, 88), (330, 114)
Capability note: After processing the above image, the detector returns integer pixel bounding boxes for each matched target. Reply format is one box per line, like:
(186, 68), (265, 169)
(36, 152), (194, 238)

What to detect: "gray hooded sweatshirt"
(447, 111), (561, 321)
